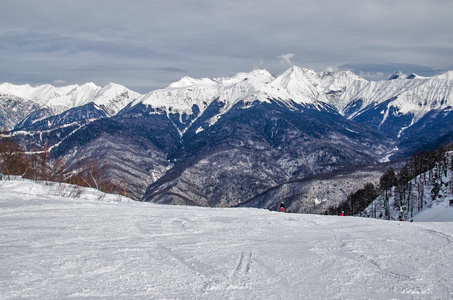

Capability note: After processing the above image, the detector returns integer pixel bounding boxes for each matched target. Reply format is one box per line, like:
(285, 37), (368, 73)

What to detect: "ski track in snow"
(1, 179), (453, 299)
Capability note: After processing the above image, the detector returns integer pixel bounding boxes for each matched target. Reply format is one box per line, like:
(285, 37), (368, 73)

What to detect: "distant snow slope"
(0, 82), (101, 113)
(1, 178), (452, 299)
(0, 82), (140, 123)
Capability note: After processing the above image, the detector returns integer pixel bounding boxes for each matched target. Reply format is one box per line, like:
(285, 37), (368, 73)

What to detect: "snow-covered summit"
(133, 67), (366, 117)
(271, 66), (318, 89)
(389, 71), (424, 80)
(0, 82), (83, 104)
(92, 83), (141, 116)
(269, 66), (323, 101)
(0, 82), (141, 118)
(215, 69), (274, 85)
(133, 69), (277, 116)
(167, 76), (217, 89)
(337, 69), (453, 124)
(389, 71), (408, 80)
(382, 70), (453, 119)
(433, 70), (453, 81)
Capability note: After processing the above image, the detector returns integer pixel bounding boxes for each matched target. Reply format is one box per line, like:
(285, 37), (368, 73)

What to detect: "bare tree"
(380, 168), (397, 220)
(39, 144), (50, 184)
(0, 138), (28, 180)
(49, 157), (66, 183)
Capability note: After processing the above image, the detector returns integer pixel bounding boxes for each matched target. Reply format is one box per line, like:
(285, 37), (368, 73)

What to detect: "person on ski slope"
(339, 211), (344, 216)
(280, 202), (285, 212)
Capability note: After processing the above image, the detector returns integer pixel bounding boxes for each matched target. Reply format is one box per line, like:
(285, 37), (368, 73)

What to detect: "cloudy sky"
(1, 0), (453, 93)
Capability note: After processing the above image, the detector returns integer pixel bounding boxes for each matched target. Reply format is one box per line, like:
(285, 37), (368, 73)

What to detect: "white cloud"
(277, 53), (294, 66)
(52, 79), (67, 85)
(326, 66), (338, 72)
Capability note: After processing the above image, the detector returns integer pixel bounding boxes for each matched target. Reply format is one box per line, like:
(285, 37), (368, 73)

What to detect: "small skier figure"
(399, 207), (405, 221)
(280, 202), (285, 212)
(339, 211), (344, 216)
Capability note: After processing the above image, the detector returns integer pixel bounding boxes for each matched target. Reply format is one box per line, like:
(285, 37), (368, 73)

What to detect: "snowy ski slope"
(1, 179), (452, 299)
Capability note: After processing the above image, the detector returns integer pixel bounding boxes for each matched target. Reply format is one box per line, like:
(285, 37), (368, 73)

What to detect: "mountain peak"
(271, 66), (320, 92)
(81, 82), (99, 88)
(286, 66), (317, 77)
(97, 82), (135, 96)
(212, 69), (274, 87)
(389, 71), (408, 80)
(240, 69), (273, 82)
(103, 82), (124, 89)
(93, 83), (141, 115)
(167, 76), (216, 89)
(0, 82), (35, 99)
(433, 71), (453, 80)
(388, 71), (422, 80)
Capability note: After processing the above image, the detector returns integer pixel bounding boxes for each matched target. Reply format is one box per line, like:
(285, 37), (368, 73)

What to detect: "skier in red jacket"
(280, 202), (285, 212)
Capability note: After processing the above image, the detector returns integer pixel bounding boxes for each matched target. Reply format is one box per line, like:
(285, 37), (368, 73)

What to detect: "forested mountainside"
(333, 144), (453, 221)
(1, 67), (453, 211)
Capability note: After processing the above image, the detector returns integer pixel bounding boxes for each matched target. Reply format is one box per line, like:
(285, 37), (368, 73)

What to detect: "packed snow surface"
(1, 179), (453, 299)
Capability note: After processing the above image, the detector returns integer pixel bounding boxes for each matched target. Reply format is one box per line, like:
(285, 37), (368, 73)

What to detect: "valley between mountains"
(2, 66), (453, 212)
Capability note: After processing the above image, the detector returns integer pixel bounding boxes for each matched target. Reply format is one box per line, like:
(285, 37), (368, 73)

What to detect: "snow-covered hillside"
(1, 178), (452, 299)
(414, 198), (453, 222)
(363, 152), (453, 222)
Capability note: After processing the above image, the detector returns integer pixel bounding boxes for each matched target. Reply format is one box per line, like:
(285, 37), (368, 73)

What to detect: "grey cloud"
(154, 67), (187, 73)
(1, 0), (453, 92)
(339, 63), (451, 81)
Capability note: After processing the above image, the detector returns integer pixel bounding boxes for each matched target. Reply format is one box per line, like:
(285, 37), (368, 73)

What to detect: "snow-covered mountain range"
(2, 66), (453, 207)
(2, 66), (452, 132)
(0, 82), (139, 130)
(2, 66), (452, 136)
(124, 67), (452, 139)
